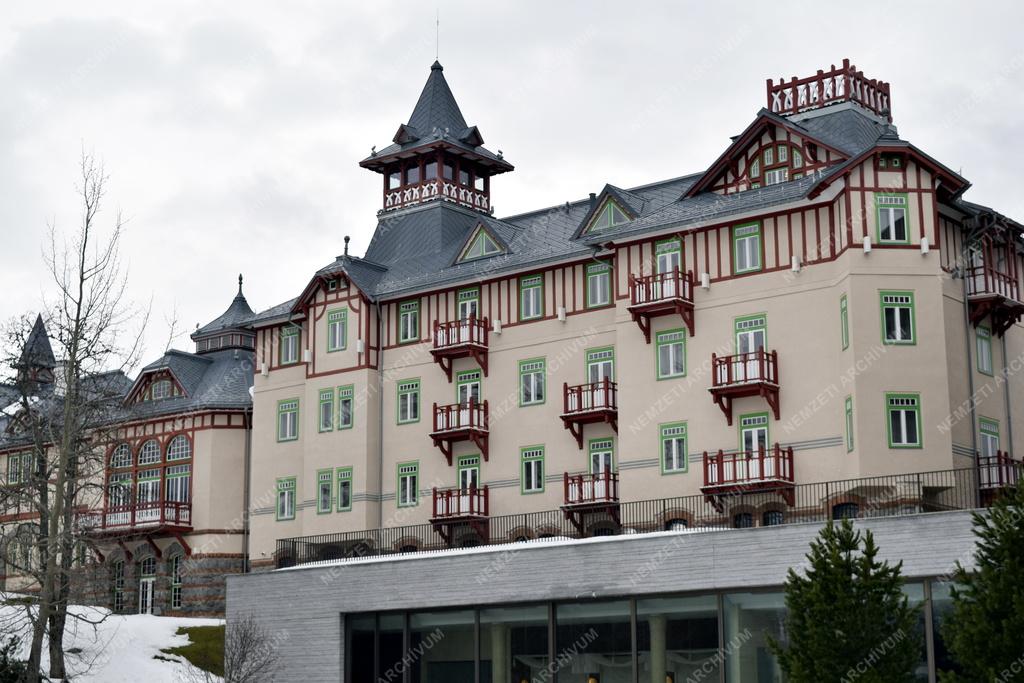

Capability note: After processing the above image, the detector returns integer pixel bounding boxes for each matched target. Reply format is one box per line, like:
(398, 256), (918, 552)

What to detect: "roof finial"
(344, 236), (350, 256)
(435, 8), (440, 61)
(237, 273), (244, 296)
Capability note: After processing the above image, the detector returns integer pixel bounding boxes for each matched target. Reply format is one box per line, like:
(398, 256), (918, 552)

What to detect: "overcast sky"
(2, 1), (1022, 366)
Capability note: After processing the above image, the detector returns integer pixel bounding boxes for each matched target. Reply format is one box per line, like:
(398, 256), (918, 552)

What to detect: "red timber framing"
(429, 399), (489, 465)
(430, 316), (489, 382)
(430, 485), (489, 546)
(560, 379), (618, 450)
(708, 350), (780, 425)
(766, 58), (892, 122)
(627, 268), (695, 343)
(561, 471), (620, 533)
(965, 236), (1024, 336)
(701, 444), (795, 512)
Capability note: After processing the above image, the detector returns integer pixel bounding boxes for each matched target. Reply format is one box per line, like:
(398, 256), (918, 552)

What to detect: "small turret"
(191, 275), (256, 354)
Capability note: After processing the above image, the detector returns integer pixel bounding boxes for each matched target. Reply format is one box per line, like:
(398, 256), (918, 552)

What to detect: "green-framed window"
(585, 198), (629, 233)
(586, 261), (612, 308)
(317, 469), (333, 514)
(840, 294), (849, 350)
(734, 314), (767, 353)
(277, 399), (299, 442)
(979, 418), (1000, 459)
(318, 390), (334, 432)
(519, 275), (544, 321)
(456, 370), (482, 406)
(458, 287), (480, 320)
(655, 329), (686, 379)
(279, 326), (300, 365)
(337, 467), (353, 511)
(586, 347), (615, 383)
(398, 300), (419, 344)
(976, 326), (993, 375)
(845, 396), (854, 452)
(886, 393), (921, 448)
(732, 223), (762, 274)
(660, 422), (687, 474)
(521, 446), (545, 494)
(655, 238), (682, 275)
(327, 309), (347, 352)
(589, 438), (615, 474)
(459, 226), (503, 261)
(880, 291), (915, 345)
(739, 412), (769, 453)
(397, 462), (419, 507)
(457, 455), (480, 491)
(338, 385), (354, 429)
(875, 193), (910, 244)
(275, 477), (296, 521)
(518, 358), (546, 407)
(397, 379), (420, 424)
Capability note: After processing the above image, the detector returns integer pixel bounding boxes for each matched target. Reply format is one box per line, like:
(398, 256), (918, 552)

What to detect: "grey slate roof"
(18, 315), (56, 370)
(121, 348), (253, 420)
(193, 276), (255, 337)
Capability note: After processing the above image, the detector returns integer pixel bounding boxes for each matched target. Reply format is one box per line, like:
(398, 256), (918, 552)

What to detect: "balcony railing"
(276, 466), (1010, 568)
(966, 264), (1020, 302)
(433, 316), (489, 350)
(432, 400), (488, 434)
(432, 485), (489, 519)
(712, 349), (778, 387)
(81, 501), (192, 532)
(563, 471), (619, 506)
(629, 269), (694, 307)
(979, 451), (1019, 489)
(766, 58), (892, 122)
(703, 445), (795, 489)
(384, 178), (490, 213)
(562, 379), (617, 416)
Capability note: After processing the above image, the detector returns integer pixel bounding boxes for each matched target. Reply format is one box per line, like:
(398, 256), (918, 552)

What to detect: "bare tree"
(0, 151), (147, 680)
(184, 615), (282, 683)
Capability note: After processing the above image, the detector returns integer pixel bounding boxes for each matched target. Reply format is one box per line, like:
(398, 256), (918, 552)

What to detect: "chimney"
(589, 193), (597, 210)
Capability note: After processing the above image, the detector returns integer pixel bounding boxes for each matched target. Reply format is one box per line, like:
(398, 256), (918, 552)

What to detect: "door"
(740, 416), (770, 480)
(734, 319), (766, 382)
(456, 372), (482, 428)
(589, 441), (614, 500)
(138, 578), (154, 614)
(457, 289), (480, 342)
(585, 349), (615, 410)
(136, 473), (160, 524)
(457, 458), (479, 514)
(655, 242), (682, 298)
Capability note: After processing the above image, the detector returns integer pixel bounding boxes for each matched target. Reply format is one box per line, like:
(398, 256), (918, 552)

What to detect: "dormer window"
(586, 199), (630, 234)
(150, 380), (172, 401)
(458, 226), (503, 262)
(878, 154), (903, 170)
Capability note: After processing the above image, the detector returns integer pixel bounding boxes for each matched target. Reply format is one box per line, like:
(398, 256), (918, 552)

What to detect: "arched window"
(166, 435), (191, 461)
(138, 440), (161, 466)
(747, 143), (805, 189)
(666, 519), (689, 531)
(763, 510), (785, 527)
(110, 444), (131, 468)
(733, 512), (754, 529)
(832, 503), (860, 520)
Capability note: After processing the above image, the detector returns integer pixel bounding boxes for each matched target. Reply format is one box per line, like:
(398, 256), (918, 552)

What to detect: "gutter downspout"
(961, 267), (980, 508)
(376, 301), (385, 529)
(1002, 334), (1015, 456)
(242, 407), (252, 573)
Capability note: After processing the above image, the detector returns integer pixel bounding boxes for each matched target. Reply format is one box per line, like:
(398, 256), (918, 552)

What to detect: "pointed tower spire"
(360, 62), (513, 214)
(16, 314), (56, 387)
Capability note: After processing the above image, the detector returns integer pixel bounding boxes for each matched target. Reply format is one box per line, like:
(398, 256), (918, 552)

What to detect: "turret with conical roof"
(191, 275), (256, 354)
(16, 314), (56, 387)
(360, 61), (513, 214)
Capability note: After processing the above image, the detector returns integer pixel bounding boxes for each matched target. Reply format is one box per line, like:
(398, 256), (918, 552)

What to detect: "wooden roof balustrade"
(767, 58), (892, 121)
(708, 349), (780, 425)
(627, 268), (695, 343)
(561, 470), (620, 534)
(965, 238), (1024, 336)
(430, 316), (489, 382)
(430, 399), (489, 465)
(701, 444), (795, 512)
(560, 379), (618, 450)
(79, 501), (192, 537)
(430, 485), (490, 546)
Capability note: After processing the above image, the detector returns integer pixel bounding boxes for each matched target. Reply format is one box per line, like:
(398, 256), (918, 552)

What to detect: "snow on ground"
(0, 600), (222, 682)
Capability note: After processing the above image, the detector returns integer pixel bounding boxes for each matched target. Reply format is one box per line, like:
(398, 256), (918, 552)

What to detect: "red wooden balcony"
(80, 501), (192, 535)
(965, 239), (1024, 335)
(702, 445), (795, 510)
(560, 379), (618, 449)
(430, 399), (489, 465)
(430, 316), (489, 381)
(979, 451), (1021, 501)
(561, 471), (620, 533)
(708, 349), (780, 425)
(627, 269), (695, 343)
(430, 485), (490, 546)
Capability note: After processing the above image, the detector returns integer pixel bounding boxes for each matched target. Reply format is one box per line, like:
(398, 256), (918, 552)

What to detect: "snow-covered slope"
(0, 603), (222, 682)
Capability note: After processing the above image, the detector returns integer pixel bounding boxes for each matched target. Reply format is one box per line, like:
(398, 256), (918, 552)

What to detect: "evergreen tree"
(939, 484), (1024, 682)
(769, 519), (920, 682)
